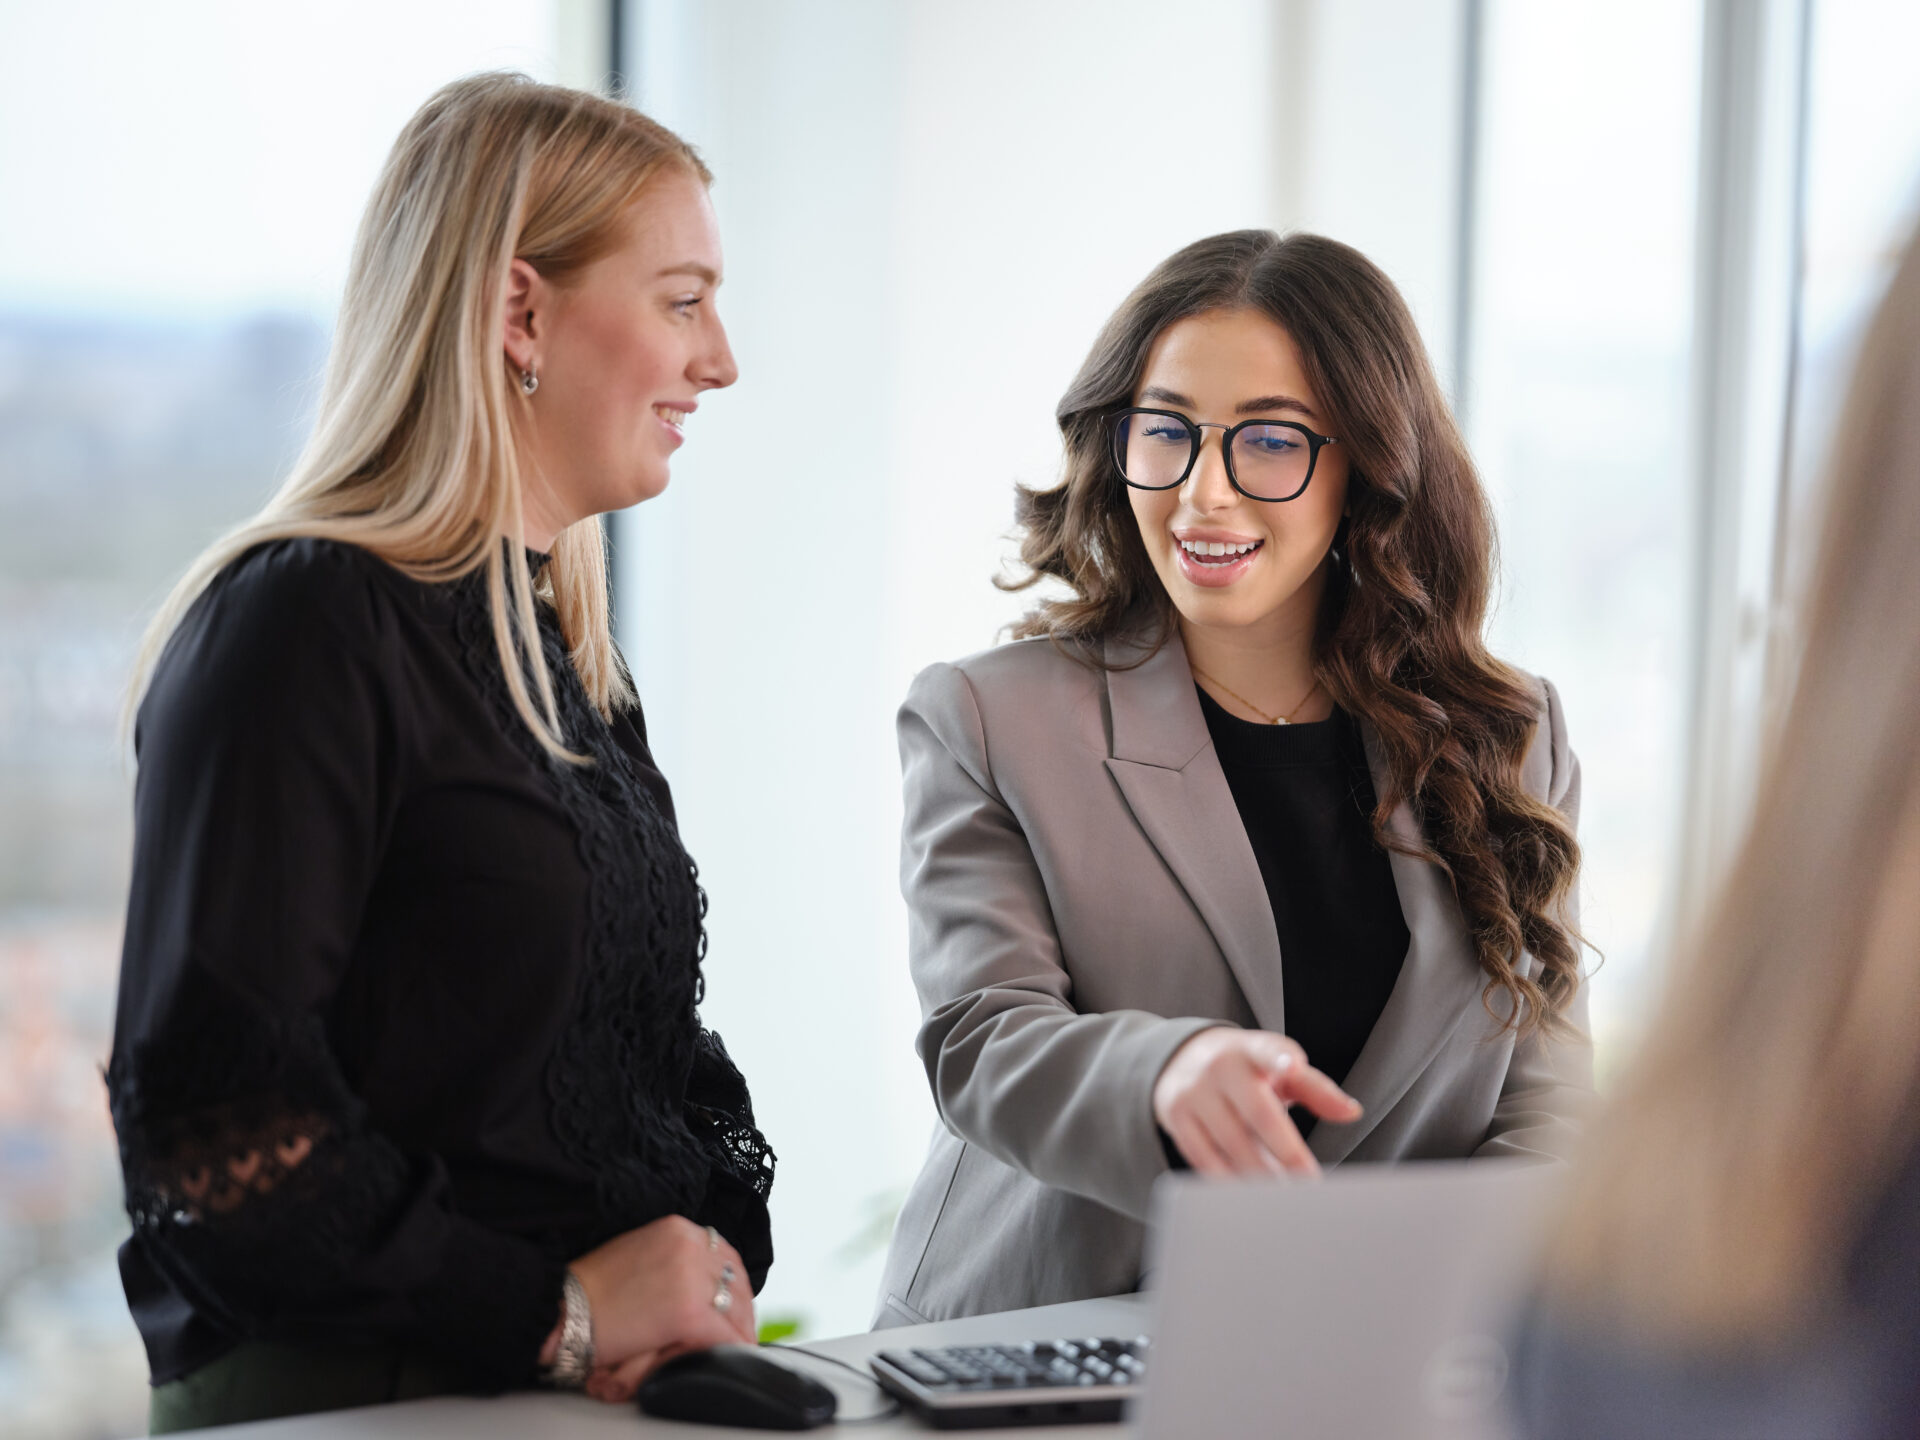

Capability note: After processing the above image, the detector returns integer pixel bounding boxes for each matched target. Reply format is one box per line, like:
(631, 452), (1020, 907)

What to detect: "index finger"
(1266, 1056), (1362, 1123)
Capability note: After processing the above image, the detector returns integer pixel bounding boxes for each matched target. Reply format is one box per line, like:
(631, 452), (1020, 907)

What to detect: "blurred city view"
(0, 313), (326, 1436)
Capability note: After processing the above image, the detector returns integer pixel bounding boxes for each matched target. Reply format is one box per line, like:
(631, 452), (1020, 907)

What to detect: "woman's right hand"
(1151, 1027), (1361, 1177)
(556, 1215), (756, 1403)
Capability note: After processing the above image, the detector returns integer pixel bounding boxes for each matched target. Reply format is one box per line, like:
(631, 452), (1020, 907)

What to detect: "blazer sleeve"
(1474, 675), (1597, 1161)
(898, 662), (1218, 1222)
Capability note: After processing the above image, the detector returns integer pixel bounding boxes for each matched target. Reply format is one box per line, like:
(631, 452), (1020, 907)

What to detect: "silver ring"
(713, 1282), (734, 1314)
(706, 1225), (720, 1252)
(721, 1263), (736, 1285)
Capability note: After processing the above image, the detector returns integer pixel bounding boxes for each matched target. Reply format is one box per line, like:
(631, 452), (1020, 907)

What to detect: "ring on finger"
(705, 1225), (720, 1252)
(713, 1279), (734, 1313)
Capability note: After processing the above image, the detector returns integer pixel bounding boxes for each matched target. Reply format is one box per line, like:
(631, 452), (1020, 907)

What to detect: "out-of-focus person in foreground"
(108, 73), (771, 1432)
(1512, 224), (1920, 1439)
(877, 231), (1592, 1328)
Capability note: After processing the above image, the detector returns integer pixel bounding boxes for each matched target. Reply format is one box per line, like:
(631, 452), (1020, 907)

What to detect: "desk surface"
(177, 1294), (1152, 1438)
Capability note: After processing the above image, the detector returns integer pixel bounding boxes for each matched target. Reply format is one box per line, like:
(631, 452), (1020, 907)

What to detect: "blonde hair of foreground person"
(1544, 227), (1920, 1341)
(127, 72), (708, 758)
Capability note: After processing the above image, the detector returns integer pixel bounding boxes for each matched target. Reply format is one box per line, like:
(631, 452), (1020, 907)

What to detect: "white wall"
(619, 0), (1466, 1337)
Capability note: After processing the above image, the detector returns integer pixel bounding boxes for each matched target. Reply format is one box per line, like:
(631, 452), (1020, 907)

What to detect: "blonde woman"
(1512, 225), (1920, 1437)
(106, 74), (770, 1430)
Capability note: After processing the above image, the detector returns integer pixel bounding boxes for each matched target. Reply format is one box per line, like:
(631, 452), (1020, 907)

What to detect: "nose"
(1181, 427), (1237, 513)
(696, 306), (739, 391)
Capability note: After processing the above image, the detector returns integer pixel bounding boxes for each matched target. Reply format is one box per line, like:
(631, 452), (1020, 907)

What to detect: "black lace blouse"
(106, 538), (774, 1390)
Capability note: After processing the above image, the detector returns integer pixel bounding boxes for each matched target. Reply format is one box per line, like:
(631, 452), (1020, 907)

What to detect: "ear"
(502, 258), (545, 373)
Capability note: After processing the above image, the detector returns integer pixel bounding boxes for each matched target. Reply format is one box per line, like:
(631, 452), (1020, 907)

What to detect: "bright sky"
(0, 0), (561, 320)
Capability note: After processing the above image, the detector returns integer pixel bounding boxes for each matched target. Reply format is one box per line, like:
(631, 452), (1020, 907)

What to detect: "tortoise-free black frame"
(1109, 407), (1340, 503)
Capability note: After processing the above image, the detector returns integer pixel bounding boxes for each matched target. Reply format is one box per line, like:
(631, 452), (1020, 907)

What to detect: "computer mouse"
(636, 1345), (838, 1430)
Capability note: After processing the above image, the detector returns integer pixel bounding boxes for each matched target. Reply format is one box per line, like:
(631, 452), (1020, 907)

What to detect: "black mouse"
(636, 1345), (838, 1430)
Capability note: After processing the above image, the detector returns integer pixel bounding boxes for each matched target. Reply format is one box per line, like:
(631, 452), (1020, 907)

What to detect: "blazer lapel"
(1100, 630), (1288, 1034)
(1309, 722), (1485, 1166)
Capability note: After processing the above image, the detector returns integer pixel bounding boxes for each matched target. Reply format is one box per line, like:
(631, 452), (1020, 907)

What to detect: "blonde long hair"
(128, 72), (710, 758)
(1545, 225), (1920, 1339)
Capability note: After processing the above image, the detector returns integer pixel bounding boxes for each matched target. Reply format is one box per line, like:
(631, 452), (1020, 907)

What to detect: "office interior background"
(0, 0), (1915, 1433)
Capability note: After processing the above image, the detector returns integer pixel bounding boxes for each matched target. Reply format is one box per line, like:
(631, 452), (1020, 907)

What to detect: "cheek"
(1127, 489), (1175, 554)
(1277, 464), (1347, 556)
(610, 320), (674, 401)
(565, 307), (671, 406)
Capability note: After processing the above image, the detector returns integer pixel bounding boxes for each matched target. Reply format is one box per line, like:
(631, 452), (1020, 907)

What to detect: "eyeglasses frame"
(1109, 406), (1340, 503)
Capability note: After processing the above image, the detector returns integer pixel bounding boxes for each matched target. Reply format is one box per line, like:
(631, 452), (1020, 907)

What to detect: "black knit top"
(107, 538), (773, 1390)
(1198, 690), (1410, 1126)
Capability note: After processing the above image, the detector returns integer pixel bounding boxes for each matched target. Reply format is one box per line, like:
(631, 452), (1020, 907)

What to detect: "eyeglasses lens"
(1115, 412), (1195, 488)
(1229, 424), (1313, 500)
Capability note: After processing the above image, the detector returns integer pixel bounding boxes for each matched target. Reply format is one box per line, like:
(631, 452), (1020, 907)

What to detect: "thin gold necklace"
(1191, 666), (1323, 725)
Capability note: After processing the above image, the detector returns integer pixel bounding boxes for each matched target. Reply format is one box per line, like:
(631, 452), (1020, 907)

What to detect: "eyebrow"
(657, 262), (720, 285)
(1139, 385), (1317, 418)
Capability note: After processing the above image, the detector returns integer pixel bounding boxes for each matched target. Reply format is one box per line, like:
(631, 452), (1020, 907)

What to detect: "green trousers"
(148, 1341), (467, 1433)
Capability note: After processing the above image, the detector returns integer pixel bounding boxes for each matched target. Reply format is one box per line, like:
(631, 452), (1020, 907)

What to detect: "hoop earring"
(520, 366), (539, 396)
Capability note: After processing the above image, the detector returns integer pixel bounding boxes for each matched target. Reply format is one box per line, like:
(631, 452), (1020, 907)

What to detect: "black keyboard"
(869, 1335), (1148, 1428)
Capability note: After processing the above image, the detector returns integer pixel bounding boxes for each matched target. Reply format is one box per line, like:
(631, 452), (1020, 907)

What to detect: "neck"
(520, 481), (568, 555)
(1179, 569), (1331, 724)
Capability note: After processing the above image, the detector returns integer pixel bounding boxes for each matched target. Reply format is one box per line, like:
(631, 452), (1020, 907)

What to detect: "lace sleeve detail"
(685, 1028), (776, 1201)
(107, 965), (563, 1384)
(685, 1028), (776, 1290)
(108, 963), (406, 1265)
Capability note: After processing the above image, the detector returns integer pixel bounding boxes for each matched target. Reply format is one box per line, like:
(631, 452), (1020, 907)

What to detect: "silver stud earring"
(520, 366), (539, 396)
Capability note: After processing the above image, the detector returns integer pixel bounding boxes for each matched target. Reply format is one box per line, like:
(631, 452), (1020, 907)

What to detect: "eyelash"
(673, 296), (703, 314)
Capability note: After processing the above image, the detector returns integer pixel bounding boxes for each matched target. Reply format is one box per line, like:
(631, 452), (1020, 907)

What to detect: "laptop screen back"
(1135, 1162), (1562, 1440)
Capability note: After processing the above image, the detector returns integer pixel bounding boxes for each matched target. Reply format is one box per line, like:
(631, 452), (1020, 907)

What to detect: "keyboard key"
(885, 1336), (1148, 1398)
(885, 1351), (955, 1387)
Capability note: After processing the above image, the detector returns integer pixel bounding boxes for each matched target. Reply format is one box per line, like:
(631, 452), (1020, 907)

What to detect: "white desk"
(175, 1294), (1152, 1438)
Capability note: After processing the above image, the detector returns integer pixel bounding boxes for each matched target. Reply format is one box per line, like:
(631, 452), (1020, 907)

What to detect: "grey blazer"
(873, 627), (1592, 1329)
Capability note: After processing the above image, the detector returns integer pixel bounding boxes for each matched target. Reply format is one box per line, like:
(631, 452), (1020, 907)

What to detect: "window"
(1465, 0), (1706, 1054)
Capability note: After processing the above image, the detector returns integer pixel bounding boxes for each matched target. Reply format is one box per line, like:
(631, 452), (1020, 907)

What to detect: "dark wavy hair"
(1006, 230), (1583, 1035)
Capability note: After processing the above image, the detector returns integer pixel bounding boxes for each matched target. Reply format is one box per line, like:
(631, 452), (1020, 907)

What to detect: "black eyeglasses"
(1110, 408), (1340, 503)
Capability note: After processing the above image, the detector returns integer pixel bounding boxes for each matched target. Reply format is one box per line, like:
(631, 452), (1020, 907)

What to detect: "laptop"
(869, 1161), (1558, 1432)
(1134, 1161), (1562, 1439)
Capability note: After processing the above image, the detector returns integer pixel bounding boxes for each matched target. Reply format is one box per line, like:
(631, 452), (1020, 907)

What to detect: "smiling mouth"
(1178, 538), (1263, 566)
(653, 405), (687, 432)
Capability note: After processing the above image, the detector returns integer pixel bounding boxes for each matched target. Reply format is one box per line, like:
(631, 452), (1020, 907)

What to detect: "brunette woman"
(109, 75), (772, 1429)
(876, 231), (1589, 1327)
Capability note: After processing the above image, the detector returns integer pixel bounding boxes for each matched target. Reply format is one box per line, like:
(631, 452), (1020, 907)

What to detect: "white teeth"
(654, 405), (685, 429)
(1180, 539), (1258, 558)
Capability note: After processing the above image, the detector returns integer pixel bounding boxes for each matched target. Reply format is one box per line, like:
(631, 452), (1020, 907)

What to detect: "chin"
(619, 465), (673, 508)
(1173, 591), (1272, 630)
